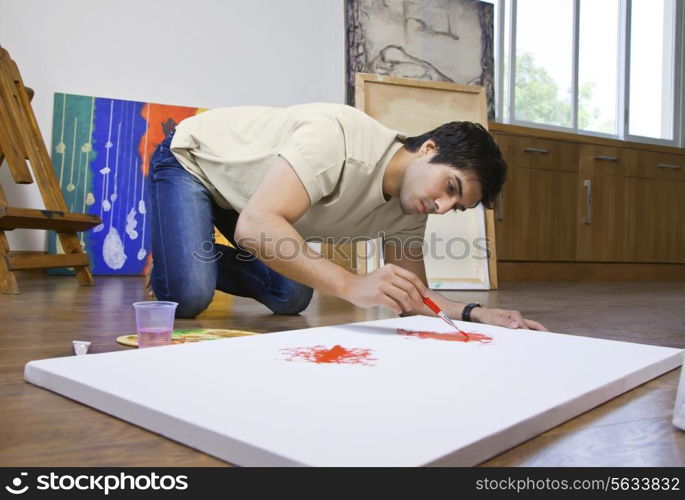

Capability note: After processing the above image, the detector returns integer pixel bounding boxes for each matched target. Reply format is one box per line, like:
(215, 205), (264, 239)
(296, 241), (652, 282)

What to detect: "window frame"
(494, 0), (685, 148)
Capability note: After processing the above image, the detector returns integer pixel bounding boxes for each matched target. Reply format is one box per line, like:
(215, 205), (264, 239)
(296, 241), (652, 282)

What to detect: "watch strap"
(462, 302), (485, 322)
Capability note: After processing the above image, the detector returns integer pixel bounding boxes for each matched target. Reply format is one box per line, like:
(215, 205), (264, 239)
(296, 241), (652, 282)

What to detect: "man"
(148, 102), (547, 331)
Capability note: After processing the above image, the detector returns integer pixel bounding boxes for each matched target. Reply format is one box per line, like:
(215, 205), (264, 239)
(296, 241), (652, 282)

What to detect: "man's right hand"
(342, 264), (428, 315)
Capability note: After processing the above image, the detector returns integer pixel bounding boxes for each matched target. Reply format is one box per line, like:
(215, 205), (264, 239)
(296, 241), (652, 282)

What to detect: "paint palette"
(25, 316), (683, 466)
(116, 328), (258, 347)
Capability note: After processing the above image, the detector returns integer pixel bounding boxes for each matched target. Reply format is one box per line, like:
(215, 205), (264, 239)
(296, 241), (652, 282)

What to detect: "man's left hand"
(471, 307), (549, 331)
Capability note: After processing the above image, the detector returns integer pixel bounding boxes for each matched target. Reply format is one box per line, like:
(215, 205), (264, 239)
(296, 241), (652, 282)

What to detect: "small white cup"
(73, 340), (91, 356)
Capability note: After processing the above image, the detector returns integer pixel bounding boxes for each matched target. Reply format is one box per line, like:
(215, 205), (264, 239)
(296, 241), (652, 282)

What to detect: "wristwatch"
(462, 302), (486, 322)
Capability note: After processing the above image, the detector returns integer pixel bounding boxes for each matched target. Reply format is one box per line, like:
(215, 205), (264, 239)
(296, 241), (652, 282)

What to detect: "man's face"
(399, 152), (483, 216)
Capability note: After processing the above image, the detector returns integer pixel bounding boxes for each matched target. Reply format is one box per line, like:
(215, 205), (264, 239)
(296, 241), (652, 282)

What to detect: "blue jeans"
(148, 131), (313, 318)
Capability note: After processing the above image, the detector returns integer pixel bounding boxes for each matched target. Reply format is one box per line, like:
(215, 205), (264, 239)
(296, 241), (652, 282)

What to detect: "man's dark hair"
(399, 121), (507, 208)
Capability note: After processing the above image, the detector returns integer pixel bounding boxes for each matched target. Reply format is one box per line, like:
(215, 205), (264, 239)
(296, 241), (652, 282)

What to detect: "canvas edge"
(23, 361), (308, 467)
(424, 350), (685, 466)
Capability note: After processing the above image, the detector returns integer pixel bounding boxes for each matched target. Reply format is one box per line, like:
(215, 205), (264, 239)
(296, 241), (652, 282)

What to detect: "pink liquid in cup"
(137, 327), (172, 348)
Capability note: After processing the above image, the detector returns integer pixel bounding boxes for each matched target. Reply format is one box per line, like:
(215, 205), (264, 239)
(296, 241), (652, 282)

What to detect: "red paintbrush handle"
(423, 296), (441, 314)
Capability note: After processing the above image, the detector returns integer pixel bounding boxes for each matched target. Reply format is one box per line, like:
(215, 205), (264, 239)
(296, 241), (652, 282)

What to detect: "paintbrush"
(423, 296), (469, 339)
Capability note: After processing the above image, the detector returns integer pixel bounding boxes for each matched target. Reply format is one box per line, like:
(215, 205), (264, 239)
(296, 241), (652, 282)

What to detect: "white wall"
(0, 0), (346, 250)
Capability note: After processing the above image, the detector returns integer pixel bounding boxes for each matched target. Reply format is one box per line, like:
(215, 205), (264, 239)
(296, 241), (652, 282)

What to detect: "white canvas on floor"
(25, 316), (683, 466)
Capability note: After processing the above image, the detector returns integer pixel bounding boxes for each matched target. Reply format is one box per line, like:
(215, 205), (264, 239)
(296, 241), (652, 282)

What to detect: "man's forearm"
(234, 212), (355, 299)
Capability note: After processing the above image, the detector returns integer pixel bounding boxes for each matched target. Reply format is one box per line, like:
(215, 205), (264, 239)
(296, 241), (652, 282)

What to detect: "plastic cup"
(132, 301), (178, 348)
(72, 340), (91, 355)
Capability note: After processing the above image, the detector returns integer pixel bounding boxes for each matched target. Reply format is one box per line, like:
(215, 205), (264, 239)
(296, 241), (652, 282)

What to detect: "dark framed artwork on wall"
(345, 0), (495, 119)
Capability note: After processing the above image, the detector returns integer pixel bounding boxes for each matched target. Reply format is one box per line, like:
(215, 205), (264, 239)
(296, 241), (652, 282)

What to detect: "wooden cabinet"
(624, 151), (685, 263)
(577, 174), (627, 262)
(576, 145), (627, 262)
(493, 133), (578, 261)
(499, 135), (579, 172)
(491, 124), (685, 265)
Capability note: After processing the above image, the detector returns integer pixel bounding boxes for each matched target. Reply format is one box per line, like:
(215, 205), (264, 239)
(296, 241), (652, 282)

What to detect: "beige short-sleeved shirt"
(170, 103), (427, 244)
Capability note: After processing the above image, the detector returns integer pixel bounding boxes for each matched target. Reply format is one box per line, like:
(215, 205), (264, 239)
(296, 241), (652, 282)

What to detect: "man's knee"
(268, 286), (313, 315)
(153, 286), (214, 318)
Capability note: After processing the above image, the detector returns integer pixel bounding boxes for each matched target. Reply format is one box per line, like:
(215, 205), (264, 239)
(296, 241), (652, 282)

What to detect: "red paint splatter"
(396, 328), (493, 343)
(281, 345), (377, 365)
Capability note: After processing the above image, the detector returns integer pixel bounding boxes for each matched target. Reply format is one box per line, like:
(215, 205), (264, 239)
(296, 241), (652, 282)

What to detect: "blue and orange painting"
(49, 93), (202, 275)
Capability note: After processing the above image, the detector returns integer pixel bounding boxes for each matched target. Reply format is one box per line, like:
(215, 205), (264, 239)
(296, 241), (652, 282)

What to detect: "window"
(514, 0), (574, 128)
(629, 0), (676, 140)
(497, 0), (683, 146)
(579, 0), (620, 135)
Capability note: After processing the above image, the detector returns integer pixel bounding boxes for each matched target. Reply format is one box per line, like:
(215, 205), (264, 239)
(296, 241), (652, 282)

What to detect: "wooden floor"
(1, 272), (684, 467)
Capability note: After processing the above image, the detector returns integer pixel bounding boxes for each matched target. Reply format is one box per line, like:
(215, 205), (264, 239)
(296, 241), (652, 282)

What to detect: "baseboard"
(498, 261), (685, 282)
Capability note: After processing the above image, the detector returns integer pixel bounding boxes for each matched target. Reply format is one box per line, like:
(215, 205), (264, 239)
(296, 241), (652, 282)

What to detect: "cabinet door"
(625, 178), (685, 263)
(496, 166), (579, 261)
(576, 173), (626, 261)
(576, 146), (627, 261)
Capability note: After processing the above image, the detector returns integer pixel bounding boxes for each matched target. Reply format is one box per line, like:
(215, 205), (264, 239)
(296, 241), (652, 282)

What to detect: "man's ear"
(420, 139), (436, 156)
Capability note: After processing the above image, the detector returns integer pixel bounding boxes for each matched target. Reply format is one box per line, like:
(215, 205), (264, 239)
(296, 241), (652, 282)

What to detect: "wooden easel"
(0, 46), (101, 294)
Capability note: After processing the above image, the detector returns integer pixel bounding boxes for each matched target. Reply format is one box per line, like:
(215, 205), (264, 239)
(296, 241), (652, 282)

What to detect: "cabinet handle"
(657, 163), (681, 170)
(495, 191), (504, 221)
(595, 155), (618, 161)
(583, 179), (592, 225)
(523, 147), (549, 154)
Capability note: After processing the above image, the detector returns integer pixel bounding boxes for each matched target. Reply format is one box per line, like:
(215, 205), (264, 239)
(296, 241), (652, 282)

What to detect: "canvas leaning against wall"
(48, 93), (203, 275)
